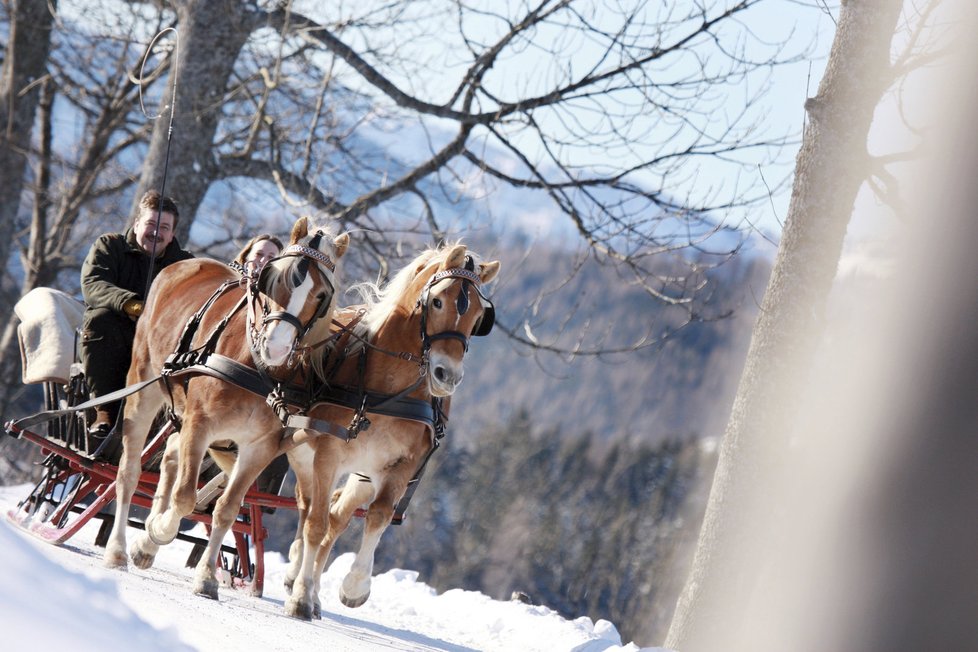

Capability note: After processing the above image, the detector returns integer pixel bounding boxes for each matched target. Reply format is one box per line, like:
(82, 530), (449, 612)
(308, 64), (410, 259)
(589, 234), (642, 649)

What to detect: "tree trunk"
(0, 0), (57, 271)
(664, 2), (904, 649)
(132, 0), (260, 240)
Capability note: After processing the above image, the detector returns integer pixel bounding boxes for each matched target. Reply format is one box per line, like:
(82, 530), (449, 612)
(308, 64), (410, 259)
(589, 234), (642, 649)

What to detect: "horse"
(282, 241), (500, 620)
(102, 216), (350, 602)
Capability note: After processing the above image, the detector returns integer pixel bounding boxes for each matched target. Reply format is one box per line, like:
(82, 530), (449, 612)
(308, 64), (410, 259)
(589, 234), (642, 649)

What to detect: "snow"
(0, 485), (666, 652)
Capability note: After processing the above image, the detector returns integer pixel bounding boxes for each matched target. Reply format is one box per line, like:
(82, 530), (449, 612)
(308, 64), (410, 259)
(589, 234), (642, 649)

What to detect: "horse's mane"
(350, 241), (474, 339)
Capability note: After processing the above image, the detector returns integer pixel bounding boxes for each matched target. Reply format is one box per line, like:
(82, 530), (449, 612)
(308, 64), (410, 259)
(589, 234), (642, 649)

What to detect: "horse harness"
(158, 262), (494, 523)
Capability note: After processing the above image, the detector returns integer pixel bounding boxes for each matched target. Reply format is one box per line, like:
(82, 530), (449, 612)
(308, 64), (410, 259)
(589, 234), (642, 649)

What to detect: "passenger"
(80, 190), (194, 438)
(229, 233), (290, 499)
(231, 234), (282, 276)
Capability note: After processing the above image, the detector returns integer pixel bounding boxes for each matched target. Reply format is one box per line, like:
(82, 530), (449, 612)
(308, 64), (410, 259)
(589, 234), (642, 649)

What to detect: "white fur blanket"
(14, 287), (86, 384)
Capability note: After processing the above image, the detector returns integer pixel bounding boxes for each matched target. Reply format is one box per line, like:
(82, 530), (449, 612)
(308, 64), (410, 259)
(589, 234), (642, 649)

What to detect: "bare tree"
(130, 1), (804, 306)
(664, 1), (945, 648)
(0, 5), (167, 416)
(1, 1), (811, 354)
(0, 0), (815, 449)
(0, 0), (58, 285)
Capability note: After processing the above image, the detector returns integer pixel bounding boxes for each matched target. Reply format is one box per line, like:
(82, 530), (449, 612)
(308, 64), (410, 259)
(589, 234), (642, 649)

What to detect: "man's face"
(133, 209), (176, 256)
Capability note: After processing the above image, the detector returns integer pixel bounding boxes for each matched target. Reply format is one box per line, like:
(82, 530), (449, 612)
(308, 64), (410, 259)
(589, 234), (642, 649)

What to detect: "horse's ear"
(479, 260), (500, 284)
(290, 216), (310, 244)
(444, 244), (467, 270)
(333, 232), (350, 258)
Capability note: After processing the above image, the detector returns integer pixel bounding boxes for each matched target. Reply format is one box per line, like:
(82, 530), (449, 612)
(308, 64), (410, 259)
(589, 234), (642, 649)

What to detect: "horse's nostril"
(433, 366), (446, 382)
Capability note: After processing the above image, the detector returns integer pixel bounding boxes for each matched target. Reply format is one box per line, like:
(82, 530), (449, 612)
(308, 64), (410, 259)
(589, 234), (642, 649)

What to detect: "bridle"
(417, 258), (495, 355)
(246, 230), (337, 367)
(329, 257), (496, 439)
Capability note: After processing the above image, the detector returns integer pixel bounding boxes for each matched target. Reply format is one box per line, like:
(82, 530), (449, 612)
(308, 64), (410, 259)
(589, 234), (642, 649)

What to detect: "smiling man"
(79, 191), (194, 443)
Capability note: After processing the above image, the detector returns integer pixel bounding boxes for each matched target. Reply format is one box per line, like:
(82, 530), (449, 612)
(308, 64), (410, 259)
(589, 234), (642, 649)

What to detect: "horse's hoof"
(340, 589), (370, 609)
(145, 516), (174, 546)
(285, 598), (314, 621)
(131, 550), (156, 570)
(193, 578), (220, 600)
(129, 546), (156, 570)
(103, 548), (128, 569)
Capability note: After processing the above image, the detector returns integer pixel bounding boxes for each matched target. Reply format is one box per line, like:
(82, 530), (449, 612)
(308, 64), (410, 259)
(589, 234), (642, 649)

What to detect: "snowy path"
(1, 484), (655, 652)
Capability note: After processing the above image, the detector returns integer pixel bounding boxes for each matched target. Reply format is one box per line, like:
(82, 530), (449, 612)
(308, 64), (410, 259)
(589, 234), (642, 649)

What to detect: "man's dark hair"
(138, 190), (180, 224)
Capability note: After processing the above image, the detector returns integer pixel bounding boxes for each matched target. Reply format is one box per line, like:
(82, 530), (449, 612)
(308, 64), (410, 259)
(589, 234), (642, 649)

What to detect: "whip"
(137, 27), (180, 301)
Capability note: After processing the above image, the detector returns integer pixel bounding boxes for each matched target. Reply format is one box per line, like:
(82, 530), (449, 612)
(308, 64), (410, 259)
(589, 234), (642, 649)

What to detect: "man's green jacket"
(80, 228), (194, 315)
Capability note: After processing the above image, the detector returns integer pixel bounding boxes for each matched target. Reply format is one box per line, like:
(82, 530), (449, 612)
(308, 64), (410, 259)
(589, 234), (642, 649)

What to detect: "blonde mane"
(350, 242), (474, 339)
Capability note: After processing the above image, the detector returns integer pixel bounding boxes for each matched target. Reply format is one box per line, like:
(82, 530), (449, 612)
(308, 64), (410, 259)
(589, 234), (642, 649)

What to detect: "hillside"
(449, 235), (771, 449)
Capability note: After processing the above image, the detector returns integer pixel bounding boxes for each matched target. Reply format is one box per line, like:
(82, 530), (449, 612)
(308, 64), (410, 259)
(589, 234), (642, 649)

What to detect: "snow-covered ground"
(0, 484), (665, 652)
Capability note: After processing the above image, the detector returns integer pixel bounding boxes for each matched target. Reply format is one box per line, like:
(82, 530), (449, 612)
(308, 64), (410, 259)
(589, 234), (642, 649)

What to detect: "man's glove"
(122, 299), (145, 319)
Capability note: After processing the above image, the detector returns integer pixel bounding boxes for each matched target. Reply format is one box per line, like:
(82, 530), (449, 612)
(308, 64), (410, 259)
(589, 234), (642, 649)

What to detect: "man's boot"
(86, 406), (117, 458)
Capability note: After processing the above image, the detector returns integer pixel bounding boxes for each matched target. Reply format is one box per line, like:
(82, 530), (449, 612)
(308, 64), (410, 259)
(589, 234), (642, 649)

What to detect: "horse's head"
(416, 243), (500, 397)
(251, 216), (349, 368)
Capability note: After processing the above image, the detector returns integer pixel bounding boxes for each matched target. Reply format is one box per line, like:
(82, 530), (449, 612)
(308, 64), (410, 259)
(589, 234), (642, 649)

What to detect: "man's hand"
(122, 299), (144, 320)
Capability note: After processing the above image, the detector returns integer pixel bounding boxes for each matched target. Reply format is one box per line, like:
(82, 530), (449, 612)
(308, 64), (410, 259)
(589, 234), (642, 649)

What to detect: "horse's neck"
(353, 310), (426, 396)
(210, 306), (256, 363)
(212, 310), (310, 383)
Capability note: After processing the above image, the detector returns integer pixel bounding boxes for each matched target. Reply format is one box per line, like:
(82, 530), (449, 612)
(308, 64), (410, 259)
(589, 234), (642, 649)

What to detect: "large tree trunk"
(0, 0), (57, 272)
(664, 2), (904, 649)
(132, 0), (260, 240)
(0, 1), (58, 438)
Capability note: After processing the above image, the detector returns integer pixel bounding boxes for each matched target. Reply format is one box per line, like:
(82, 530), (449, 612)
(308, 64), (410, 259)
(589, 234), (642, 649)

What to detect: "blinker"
(456, 281), (470, 315)
(473, 294), (495, 336)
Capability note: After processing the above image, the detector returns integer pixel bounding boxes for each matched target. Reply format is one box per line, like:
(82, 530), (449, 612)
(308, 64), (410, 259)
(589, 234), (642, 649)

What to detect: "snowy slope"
(0, 485), (665, 652)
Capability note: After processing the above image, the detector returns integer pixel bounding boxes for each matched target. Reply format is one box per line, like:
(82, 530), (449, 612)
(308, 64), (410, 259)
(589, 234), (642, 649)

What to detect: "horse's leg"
(339, 475), (404, 609)
(285, 462), (336, 621)
(319, 473), (377, 608)
(129, 429), (181, 569)
(135, 410), (210, 550)
(284, 478), (308, 594)
(103, 381), (165, 569)
(192, 438), (279, 599)
(284, 444), (314, 594)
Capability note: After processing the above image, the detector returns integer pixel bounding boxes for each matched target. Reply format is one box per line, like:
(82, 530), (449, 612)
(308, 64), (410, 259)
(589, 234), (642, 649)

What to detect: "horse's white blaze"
(262, 273), (315, 366)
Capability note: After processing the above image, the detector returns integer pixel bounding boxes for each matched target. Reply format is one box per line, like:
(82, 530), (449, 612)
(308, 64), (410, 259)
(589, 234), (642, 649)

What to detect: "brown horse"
(102, 217), (349, 602)
(282, 242), (500, 620)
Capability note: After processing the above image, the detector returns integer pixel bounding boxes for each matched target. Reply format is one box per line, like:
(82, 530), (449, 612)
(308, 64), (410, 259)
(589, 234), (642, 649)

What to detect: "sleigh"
(4, 287), (288, 596)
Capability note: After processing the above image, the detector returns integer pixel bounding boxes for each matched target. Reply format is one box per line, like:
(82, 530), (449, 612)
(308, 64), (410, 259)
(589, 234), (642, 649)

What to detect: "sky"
(52, 0), (838, 244)
(1, 484), (665, 652)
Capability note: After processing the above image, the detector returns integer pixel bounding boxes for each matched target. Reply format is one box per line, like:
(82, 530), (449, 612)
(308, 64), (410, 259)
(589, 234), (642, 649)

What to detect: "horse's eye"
(432, 298), (443, 309)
